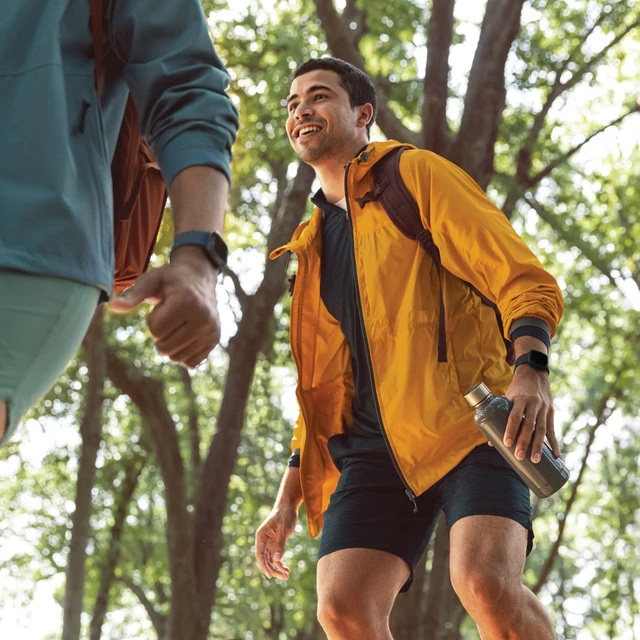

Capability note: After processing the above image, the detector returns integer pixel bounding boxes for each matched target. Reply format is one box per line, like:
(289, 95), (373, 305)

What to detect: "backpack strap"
(89, 0), (104, 100)
(359, 147), (515, 366)
(360, 146), (448, 363)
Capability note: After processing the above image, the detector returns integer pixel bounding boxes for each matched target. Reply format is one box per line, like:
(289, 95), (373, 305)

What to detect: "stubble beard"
(294, 130), (343, 166)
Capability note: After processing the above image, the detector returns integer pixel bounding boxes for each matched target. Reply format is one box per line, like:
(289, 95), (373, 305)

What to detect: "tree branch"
(178, 367), (202, 502)
(105, 348), (200, 637)
(90, 455), (145, 640)
(343, 0), (369, 46)
(119, 576), (167, 638)
(312, 0), (420, 145)
(515, 8), (613, 183)
(523, 196), (617, 286)
(223, 266), (249, 310)
(532, 387), (623, 594)
(452, 0), (526, 189)
(62, 308), (105, 640)
(422, 0), (455, 154)
(193, 161), (316, 623)
(505, 11), (640, 214)
(526, 104), (640, 187)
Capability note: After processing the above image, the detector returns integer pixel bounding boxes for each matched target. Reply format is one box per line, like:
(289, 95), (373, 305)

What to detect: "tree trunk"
(450, 0), (525, 189)
(62, 307), (106, 640)
(105, 351), (201, 639)
(422, 518), (460, 640)
(390, 553), (428, 639)
(192, 161), (316, 636)
(89, 455), (145, 640)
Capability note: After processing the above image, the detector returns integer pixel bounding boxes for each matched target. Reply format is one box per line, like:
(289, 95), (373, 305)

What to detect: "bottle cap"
(464, 382), (491, 408)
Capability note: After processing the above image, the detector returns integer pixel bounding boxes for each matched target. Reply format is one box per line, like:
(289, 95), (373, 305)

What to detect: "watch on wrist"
(170, 230), (228, 270)
(514, 349), (550, 374)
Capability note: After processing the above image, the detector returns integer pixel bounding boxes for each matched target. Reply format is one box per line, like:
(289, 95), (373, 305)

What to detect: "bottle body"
(465, 384), (570, 499)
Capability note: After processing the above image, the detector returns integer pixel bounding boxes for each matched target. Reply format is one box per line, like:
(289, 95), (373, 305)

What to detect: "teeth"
(298, 125), (321, 136)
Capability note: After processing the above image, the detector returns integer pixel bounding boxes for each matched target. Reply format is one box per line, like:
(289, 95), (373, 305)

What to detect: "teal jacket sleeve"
(109, 0), (239, 185)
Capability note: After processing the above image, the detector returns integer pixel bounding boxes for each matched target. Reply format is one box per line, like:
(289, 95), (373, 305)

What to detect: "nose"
(294, 99), (314, 120)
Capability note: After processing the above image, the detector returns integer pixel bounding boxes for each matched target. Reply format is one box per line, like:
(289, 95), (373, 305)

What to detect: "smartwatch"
(170, 230), (228, 270)
(514, 350), (550, 374)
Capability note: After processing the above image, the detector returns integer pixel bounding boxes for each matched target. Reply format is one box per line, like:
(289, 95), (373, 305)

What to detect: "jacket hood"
(270, 140), (415, 260)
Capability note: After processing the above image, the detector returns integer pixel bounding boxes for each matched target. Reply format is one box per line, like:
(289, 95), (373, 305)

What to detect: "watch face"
(207, 232), (229, 268)
(530, 351), (549, 366)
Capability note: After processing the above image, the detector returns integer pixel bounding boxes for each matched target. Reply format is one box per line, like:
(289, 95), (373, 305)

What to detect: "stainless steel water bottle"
(464, 383), (570, 498)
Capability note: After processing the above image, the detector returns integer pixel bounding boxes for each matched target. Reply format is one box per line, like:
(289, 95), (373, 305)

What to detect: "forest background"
(0, 0), (639, 638)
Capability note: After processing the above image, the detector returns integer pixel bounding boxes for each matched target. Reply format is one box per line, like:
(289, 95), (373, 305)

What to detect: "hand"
(504, 365), (561, 463)
(109, 246), (220, 368)
(255, 507), (298, 580)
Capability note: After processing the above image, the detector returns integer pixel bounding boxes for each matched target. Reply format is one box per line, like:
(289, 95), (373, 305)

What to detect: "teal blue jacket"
(0, 0), (239, 296)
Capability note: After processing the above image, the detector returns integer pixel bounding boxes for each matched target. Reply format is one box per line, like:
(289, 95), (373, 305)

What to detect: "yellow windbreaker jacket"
(271, 140), (564, 537)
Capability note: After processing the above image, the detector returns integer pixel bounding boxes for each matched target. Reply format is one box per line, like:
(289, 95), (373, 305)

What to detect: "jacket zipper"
(344, 164), (419, 513)
(289, 249), (310, 513)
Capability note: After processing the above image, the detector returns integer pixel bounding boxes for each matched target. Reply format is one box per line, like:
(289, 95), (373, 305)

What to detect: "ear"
(356, 103), (374, 130)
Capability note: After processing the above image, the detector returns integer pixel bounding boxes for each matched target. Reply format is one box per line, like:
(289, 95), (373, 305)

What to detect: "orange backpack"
(89, 0), (168, 292)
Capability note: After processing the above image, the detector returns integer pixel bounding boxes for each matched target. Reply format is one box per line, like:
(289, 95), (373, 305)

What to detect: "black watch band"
(514, 350), (550, 374)
(170, 230), (228, 270)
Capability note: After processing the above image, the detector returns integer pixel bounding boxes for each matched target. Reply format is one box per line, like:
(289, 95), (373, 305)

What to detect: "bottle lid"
(464, 382), (491, 407)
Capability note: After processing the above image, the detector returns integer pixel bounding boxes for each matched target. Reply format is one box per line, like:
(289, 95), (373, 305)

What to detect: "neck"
(311, 139), (369, 203)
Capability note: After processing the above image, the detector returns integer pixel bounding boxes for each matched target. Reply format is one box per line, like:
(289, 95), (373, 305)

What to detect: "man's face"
(285, 69), (362, 165)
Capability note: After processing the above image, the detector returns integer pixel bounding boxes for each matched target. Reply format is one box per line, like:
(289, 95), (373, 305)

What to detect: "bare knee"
(318, 595), (388, 638)
(452, 565), (518, 618)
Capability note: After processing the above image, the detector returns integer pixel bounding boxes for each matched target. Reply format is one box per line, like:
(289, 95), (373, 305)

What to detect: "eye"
(314, 93), (327, 101)
(288, 102), (298, 113)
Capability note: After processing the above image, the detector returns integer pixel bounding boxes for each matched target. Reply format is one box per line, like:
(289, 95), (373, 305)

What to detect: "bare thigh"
(0, 402), (6, 440)
(449, 515), (528, 594)
(317, 548), (411, 616)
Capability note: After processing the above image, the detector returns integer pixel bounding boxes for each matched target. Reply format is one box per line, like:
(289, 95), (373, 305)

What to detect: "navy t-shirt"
(287, 191), (390, 470)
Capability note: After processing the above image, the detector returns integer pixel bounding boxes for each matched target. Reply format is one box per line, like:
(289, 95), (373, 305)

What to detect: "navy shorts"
(318, 444), (533, 592)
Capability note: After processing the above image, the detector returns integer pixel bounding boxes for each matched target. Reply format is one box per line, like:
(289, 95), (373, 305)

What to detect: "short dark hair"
(293, 57), (377, 136)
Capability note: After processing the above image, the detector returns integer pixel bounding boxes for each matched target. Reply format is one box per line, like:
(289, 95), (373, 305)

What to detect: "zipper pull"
(405, 488), (418, 514)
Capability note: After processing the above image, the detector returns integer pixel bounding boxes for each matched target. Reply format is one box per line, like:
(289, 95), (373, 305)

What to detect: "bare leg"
(317, 548), (410, 640)
(449, 516), (555, 640)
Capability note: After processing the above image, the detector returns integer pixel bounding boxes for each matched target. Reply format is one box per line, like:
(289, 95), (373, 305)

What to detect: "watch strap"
(170, 230), (228, 270)
(514, 350), (550, 374)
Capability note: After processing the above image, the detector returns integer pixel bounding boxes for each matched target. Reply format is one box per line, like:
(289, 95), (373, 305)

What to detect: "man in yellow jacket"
(256, 57), (563, 640)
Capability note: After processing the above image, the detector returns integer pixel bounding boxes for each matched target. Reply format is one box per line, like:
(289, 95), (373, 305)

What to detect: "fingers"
(504, 397), (526, 450)
(255, 529), (274, 578)
(143, 273), (220, 367)
(529, 411), (547, 464)
(109, 271), (163, 312)
(255, 522), (291, 581)
(546, 407), (562, 458)
(152, 318), (215, 367)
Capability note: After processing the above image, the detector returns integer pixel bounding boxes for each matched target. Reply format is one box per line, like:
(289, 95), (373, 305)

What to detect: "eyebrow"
(285, 84), (336, 105)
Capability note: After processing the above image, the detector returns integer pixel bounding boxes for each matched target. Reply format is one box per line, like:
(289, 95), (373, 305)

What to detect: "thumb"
(109, 271), (163, 313)
(272, 536), (288, 561)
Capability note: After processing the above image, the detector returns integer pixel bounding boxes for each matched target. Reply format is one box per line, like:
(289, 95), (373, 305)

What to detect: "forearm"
(168, 166), (228, 236)
(513, 335), (548, 358)
(273, 465), (304, 513)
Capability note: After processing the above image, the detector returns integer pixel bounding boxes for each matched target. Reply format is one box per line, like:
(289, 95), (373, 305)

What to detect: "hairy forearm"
(513, 335), (548, 358)
(274, 465), (304, 513)
(168, 166), (228, 235)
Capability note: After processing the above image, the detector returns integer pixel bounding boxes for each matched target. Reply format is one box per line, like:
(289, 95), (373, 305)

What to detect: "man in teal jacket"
(0, 0), (239, 445)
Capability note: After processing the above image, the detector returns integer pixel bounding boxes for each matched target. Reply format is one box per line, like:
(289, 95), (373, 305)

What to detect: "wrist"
(170, 246), (220, 281)
(273, 500), (300, 516)
(514, 349), (550, 375)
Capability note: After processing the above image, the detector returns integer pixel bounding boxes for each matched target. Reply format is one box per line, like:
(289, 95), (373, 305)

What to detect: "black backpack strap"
(360, 147), (515, 367)
(361, 147), (448, 363)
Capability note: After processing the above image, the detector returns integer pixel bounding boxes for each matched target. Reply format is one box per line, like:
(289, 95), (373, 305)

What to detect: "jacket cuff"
(158, 140), (232, 187)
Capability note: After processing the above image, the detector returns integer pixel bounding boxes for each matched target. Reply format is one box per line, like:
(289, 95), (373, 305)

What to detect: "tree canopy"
(0, 1), (639, 638)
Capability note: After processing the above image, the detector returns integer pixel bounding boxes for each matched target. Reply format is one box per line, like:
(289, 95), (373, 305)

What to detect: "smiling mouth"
(295, 124), (323, 139)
